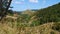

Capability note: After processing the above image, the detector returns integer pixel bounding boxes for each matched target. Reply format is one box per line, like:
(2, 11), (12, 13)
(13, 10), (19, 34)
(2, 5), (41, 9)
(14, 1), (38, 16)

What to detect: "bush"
(30, 21), (40, 27)
(52, 22), (60, 32)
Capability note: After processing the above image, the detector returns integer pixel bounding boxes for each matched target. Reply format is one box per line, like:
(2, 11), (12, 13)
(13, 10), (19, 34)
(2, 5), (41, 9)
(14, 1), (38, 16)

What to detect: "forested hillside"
(34, 3), (60, 24)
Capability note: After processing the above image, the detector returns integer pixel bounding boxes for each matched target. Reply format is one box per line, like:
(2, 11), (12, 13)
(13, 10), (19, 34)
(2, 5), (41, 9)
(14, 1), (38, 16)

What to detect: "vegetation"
(0, 2), (60, 34)
(0, 0), (12, 20)
(52, 22), (60, 32)
(34, 3), (60, 24)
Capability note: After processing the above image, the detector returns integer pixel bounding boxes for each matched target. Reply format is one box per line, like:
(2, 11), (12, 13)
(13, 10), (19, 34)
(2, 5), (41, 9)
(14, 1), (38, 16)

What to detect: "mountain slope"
(33, 3), (60, 24)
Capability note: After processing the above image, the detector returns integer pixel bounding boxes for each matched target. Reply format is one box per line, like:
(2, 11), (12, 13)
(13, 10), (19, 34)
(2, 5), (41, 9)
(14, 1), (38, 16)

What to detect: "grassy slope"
(0, 22), (60, 34)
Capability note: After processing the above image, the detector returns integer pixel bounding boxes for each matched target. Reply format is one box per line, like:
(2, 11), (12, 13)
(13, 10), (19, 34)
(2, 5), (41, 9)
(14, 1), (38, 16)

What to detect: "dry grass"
(0, 22), (60, 34)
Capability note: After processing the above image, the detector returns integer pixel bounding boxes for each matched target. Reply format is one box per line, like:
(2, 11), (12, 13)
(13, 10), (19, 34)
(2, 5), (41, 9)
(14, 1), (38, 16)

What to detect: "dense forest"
(35, 3), (60, 24)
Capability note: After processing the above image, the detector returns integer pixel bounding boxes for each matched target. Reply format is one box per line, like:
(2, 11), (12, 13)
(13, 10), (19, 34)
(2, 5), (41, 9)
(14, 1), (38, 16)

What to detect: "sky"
(10, 0), (60, 11)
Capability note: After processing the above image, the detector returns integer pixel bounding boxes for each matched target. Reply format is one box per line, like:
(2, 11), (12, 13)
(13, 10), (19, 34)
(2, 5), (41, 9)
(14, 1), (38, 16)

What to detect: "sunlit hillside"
(0, 2), (60, 34)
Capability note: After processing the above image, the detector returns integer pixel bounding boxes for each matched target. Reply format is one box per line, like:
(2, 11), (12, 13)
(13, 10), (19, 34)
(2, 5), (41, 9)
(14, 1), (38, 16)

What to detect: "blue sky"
(11, 0), (60, 11)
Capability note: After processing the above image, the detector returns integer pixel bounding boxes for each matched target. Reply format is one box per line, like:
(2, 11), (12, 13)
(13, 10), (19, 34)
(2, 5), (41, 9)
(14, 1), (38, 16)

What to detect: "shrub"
(52, 22), (60, 32)
(30, 21), (40, 27)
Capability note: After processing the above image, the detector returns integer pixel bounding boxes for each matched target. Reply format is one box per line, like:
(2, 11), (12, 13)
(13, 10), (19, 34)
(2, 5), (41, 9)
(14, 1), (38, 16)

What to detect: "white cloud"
(29, 0), (38, 3)
(14, 1), (24, 4)
(12, 0), (25, 4)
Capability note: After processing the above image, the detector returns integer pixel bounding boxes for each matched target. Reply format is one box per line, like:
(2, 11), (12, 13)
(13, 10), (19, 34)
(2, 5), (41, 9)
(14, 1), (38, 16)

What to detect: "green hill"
(33, 2), (60, 24)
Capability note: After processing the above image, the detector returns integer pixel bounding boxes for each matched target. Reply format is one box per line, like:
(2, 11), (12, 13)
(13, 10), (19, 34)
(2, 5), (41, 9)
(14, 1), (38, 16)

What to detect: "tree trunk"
(0, 0), (12, 21)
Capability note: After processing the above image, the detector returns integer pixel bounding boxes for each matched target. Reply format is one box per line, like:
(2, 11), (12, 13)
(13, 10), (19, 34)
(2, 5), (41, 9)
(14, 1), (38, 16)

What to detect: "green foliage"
(35, 3), (60, 24)
(19, 14), (31, 23)
(30, 21), (40, 27)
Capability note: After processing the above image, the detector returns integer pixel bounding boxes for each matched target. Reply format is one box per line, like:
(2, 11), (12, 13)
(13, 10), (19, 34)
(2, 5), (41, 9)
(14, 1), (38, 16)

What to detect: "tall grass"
(0, 20), (60, 34)
(0, 16), (60, 34)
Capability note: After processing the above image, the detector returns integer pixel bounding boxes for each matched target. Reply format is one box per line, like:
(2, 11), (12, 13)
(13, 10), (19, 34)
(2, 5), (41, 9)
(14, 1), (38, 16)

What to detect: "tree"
(0, 0), (12, 21)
